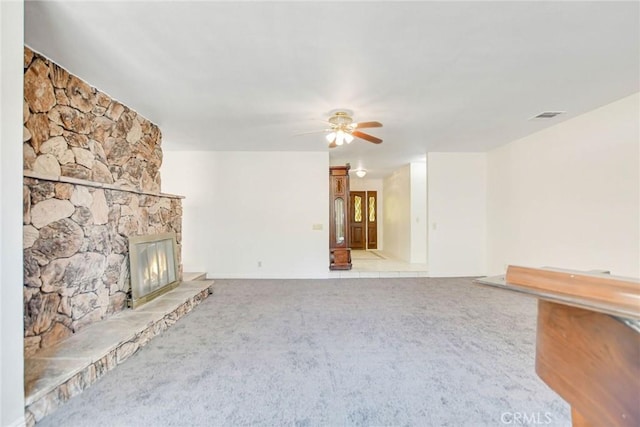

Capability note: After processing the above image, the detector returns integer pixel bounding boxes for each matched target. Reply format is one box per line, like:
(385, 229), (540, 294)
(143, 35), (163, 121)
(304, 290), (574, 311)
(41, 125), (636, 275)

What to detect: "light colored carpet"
(38, 278), (571, 427)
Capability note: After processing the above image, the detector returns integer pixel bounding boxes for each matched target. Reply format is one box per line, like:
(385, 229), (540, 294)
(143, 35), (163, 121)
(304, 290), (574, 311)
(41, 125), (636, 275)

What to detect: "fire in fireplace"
(128, 232), (180, 308)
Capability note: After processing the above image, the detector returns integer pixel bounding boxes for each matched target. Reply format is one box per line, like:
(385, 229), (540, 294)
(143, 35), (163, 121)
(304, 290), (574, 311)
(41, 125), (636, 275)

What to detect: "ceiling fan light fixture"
(326, 132), (336, 143)
(355, 169), (367, 178)
(322, 110), (383, 148)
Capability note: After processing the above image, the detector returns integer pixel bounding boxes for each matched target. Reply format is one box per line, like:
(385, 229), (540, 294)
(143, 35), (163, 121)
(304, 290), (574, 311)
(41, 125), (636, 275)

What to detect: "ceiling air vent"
(530, 111), (565, 120)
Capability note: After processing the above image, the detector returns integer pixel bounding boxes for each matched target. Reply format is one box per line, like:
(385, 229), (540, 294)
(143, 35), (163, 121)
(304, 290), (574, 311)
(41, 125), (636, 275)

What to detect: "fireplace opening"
(128, 232), (180, 308)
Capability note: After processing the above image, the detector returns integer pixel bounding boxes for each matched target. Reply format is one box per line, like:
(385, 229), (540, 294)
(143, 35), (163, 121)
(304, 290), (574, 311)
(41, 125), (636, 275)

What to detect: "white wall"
(487, 93), (640, 277)
(350, 177), (384, 250)
(162, 151), (330, 278)
(1, 1), (26, 425)
(427, 153), (487, 277)
(410, 162), (428, 263)
(383, 165), (412, 262)
(382, 163), (428, 263)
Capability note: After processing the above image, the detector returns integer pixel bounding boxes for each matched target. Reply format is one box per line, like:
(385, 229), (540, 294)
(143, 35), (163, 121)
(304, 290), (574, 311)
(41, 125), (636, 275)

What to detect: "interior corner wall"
(410, 162), (427, 263)
(486, 93), (640, 277)
(427, 153), (487, 277)
(383, 165), (412, 262)
(350, 177), (384, 250)
(1, 1), (26, 425)
(161, 151), (330, 278)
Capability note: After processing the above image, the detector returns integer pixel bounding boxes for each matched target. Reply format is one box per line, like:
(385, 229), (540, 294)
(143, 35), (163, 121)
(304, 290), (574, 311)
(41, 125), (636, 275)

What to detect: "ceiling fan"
(323, 111), (383, 148)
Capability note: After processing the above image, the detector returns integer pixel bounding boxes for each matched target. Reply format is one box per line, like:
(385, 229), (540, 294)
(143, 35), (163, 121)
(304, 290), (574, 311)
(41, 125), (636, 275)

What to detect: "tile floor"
(329, 250), (429, 278)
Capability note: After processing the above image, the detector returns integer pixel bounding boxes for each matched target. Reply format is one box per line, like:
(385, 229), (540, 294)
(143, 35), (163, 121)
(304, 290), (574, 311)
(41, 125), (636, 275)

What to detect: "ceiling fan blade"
(355, 121), (383, 129)
(352, 130), (382, 144)
(328, 141), (338, 148)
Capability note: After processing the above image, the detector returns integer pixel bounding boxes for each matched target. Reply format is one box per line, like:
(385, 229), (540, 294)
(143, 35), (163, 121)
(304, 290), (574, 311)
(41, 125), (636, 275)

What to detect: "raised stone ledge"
(24, 277), (213, 426)
(24, 170), (184, 199)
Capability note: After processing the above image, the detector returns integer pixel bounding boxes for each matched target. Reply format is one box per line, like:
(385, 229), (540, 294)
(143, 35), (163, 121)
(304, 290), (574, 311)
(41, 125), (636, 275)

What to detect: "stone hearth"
(24, 274), (213, 426)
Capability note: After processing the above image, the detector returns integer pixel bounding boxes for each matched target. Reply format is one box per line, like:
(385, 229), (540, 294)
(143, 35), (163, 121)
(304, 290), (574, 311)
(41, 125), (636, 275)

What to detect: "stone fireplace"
(23, 46), (184, 356)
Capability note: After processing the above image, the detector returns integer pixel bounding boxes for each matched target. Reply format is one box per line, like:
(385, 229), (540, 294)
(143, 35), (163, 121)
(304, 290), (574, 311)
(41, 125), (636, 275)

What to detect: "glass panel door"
(334, 197), (345, 245)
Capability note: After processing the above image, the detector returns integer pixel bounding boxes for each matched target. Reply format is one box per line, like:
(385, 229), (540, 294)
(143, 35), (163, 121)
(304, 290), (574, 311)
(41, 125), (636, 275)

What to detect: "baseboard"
(208, 272), (333, 279)
(6, 415), (26, 427)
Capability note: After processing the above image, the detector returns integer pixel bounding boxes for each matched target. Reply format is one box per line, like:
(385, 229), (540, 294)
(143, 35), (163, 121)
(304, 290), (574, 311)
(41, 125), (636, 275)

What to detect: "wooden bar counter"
(476, 266), (640, 427)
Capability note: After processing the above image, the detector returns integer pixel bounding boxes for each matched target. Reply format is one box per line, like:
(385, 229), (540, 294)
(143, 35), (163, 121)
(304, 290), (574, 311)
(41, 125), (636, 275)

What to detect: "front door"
(349, 191), (366, 250)
(367, 191), (377, 249)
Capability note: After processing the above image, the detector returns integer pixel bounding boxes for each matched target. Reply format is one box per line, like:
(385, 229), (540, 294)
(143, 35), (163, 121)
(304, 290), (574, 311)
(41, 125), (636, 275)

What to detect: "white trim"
(5, 415), (26, 427)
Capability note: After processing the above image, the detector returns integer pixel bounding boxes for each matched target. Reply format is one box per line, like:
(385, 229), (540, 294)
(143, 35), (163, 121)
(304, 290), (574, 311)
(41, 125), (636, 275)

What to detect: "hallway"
(330, 250), (429, 278)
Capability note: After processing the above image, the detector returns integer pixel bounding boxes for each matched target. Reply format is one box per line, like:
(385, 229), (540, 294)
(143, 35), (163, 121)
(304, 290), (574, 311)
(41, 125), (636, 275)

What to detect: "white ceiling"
(25, 1), (639, 178)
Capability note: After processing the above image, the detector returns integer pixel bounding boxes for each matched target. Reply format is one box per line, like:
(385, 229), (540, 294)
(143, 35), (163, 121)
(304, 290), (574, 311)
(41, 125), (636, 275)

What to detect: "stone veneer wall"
(23, 47), (183, 356)
(23, 47), (162, 191)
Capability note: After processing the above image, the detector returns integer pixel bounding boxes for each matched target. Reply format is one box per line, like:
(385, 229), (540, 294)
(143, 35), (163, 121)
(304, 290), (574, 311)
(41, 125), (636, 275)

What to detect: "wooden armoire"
(329, 165), (352, 270)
